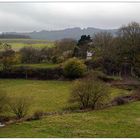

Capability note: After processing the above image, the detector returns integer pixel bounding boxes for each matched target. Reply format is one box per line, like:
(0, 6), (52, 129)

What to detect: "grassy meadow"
(0, 100), (140, 137)
(0, 79), (72, 114)
(0, 78), (137, 137)
(0, 39), (55, 51)
(0, 79), (130, 115)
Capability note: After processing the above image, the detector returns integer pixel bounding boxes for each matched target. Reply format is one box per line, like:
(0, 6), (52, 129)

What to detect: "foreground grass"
(0, 79), (135, 137)
(0, 102), (140, 137)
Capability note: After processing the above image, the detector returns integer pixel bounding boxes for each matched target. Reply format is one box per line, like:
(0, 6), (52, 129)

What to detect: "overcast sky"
(0, 2), (140, 32)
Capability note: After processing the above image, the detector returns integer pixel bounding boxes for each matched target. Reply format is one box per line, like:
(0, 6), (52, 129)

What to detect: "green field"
(0, 102), (140, 137)
(14, 63), (59, 69)
(0, 79), (129, 114)
(0, 79), (72, 114)
(9, 43), (55, 51)
(0, 39), (52, 44)
(0, 79), (139, 138)
(0, 39), (55, 51)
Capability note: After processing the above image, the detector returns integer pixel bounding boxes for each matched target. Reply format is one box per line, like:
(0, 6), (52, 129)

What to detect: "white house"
(86, 51), (93, 60)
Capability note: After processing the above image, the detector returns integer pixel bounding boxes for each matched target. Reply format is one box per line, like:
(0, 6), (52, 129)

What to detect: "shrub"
(51, 56), (58, 64)
(70, 77), (110, 109)
(63, 58), (87, 79)
(0, 115), (12, 123)
(20, 47), (42, 63)
(86, 70), (122, 82)
(0, 90), (8, 113)
(85, 59), (100, 69)
(132, 88), (140, 100)
(0, 47), (15, 70)
(57, 56), (65, 63)
(111, 94), (138, 106)
(32, 110), (44, 120)
(85, 70), (104, 80)
(0, 66), (63, 80)
(112, 96), (127, 105)
(51, 56), (64, 64)
(8, 96), (31, 119)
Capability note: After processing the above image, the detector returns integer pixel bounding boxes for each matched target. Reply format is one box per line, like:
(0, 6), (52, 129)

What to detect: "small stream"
(0, 122), (5, 127)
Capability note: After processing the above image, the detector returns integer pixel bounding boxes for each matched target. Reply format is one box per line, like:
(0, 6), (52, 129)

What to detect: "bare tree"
(8, 96), (31, 119)
(70, 77), (110, 109)
(118, 22), (140, 76)
(92, 32), (118, 75)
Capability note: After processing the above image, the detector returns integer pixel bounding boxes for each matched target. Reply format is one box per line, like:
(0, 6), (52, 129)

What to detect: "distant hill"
(2, 27), (118, 40)
(0, 33), (30, 39)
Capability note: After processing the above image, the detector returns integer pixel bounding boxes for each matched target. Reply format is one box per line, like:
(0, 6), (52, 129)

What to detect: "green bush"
(51, 56), (58, 64)
(32, 110), (44, 120)
(63, 58), (87, 79)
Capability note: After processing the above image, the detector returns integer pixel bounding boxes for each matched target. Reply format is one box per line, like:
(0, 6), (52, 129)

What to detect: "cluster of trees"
(0, 39), (77, 70)
(0, 43), (18, 70)
(0, 22), (139, 78)
(19, 38), (76, 64)
(83, 22), (140, 77)
(73, 35), (92, 59)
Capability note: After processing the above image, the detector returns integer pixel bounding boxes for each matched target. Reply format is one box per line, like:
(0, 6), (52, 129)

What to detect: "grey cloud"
(0, 3), (140, 32)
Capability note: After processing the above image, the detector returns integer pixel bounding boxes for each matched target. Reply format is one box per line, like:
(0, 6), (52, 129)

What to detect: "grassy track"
(0, 102), (140, 137)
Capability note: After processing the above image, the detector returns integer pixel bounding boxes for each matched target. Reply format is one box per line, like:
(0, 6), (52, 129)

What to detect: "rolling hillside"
(2, 27), (118, 40)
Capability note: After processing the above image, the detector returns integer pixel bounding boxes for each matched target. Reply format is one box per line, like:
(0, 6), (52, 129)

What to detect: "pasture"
(0, 101), (140, 137)
(0, 79), (72, 114)
(0, 39), (55, 51)
(0, 79), (138, 138)
(0, 79), (129, 114)
(14, 63), (59, 69)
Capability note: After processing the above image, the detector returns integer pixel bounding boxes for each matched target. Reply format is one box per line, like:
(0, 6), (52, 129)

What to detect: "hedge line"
(0, 66), (64, 80)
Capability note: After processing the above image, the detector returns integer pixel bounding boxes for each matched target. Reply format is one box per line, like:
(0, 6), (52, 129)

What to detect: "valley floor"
(0, 79), (139, 138)
(0, 102), (140, 138)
